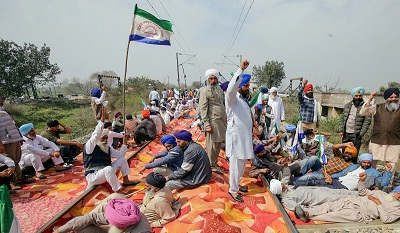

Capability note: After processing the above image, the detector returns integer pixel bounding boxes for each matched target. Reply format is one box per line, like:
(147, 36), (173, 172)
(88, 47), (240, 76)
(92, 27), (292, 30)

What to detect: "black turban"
(384, 88), (399, 100)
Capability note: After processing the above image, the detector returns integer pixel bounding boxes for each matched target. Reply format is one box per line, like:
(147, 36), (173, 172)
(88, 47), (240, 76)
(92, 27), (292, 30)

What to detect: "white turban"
(270, 87), (278, 93)
(262, 94), (269, 100)
(269, 179), (282, 195)
(205, 69), (220, 80)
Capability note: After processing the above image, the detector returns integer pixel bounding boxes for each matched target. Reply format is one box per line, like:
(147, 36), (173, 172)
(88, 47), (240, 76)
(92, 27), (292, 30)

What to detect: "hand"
(5, 167), (15, 176)
(205, 125), (212, 133)
(260, 168), (269, 173)
(303, 79), (308, 86)
(338, 132), (343, 138)
(53, 151), (61, 158)
(101, 85), (107, 91)
(385, 163), (392, 171)
(347, 142), (355, 148)
(261, 111), (266, 115)
(369, 92), (377, 101)
(0, 144), (6, 153)
(75, 142), (84, 149)
(359, 172), (367, 181)
(101, 106), (106, 123)
(368, 195), (382, 205)
(325, 175), (332, 184)
(165, 176), (169, 182)
(240, 60), (250, 71)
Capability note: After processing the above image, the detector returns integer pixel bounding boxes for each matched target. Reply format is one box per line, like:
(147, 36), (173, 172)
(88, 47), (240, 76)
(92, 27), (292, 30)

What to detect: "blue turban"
(160, 135), (177, 145)
(239, 74), (251, 88)
(358, 153), (373, 163)
(253, 144), (265, 154)
(286, 124), (296, 133)
(220, 81), (230, 91)
(262, 94), (269, 100)
(19, 123), (34, 135)
(174, 130), (192, 141)
(384, 87), (399, 100)
(260, 87), (268, 93)
(90, 88), (101, 98)
(393, 186), (400, 193)
(351, 87), (365, 97)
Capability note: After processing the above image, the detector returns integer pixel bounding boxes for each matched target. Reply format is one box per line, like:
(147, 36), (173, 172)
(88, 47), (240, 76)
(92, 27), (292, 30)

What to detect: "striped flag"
(140, 97), (147, 109)
(129, 4), (173, 45)
(292, 114), (305, 154)
(0, 185), (22, 233)
(174, 88), (180, 99)
(317, 131), (328, 165)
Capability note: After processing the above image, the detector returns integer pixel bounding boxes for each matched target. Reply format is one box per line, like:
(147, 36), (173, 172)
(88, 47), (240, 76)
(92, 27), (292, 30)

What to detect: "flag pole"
(122, 40), (131, 138)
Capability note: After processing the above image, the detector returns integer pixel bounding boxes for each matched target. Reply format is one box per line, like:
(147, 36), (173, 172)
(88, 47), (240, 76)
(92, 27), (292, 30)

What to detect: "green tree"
(379, 82), (400, 93)
(252, 60), (286, 88)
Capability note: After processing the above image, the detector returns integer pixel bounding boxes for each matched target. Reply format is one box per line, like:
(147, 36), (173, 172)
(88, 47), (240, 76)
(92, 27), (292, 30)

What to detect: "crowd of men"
(1, 59), (400, 231)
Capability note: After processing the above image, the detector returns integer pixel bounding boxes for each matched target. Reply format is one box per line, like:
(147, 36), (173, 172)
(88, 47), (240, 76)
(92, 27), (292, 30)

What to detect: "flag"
(0, 185), (22, 233)
(219, 72), (227, 82)
(174, 88), (180, 99)
(317, 131), (328, 165)
(129, 4), (173, 45)
(292, 114), (305, 154)
(140, 97), (147, 109)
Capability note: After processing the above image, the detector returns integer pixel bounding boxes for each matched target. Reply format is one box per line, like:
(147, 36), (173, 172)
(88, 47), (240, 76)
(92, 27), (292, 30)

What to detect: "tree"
(0, 39), (61, 99)
(252, 60), (286, 88)
(191, 81), (202, 89)
(379, 82), (400, 93)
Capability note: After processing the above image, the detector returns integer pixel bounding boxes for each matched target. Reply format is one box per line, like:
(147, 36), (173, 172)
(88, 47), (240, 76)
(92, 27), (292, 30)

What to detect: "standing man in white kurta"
(225, 60), (252, 202)
(268, 87), (285, 132)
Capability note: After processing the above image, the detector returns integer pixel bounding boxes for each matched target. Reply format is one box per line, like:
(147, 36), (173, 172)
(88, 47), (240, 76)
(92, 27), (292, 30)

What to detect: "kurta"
(305, 181), (400, 223)
(268, 96), (285, 130)
(225, 69), (253, 160)
(199, 84), (227, 142)
(282, 186), (358, 211)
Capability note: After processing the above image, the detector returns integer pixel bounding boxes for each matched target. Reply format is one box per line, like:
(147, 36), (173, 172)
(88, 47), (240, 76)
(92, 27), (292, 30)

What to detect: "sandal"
(37, 174), (47, 179)
(239, 185), (248, 193)
(228, 192), (244, 202)
(294, 205), (309, 222)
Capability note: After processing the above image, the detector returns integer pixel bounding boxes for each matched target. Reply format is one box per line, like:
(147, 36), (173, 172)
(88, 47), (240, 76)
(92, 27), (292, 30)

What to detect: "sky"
(1, 0), (399, 92)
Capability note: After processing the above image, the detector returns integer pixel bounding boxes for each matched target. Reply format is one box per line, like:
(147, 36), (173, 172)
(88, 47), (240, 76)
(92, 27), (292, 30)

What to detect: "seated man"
(280, 124), (306, 160)
(53, 197), (152, 233)
(294, 153), (392, 190)
(19, 123), (69, 180)
(166, 130), (212, 190)
(40, 119), (83, 164)
(0, 153), (16, 194)
(291, 142), (357, 183)
(83, 108), (139, 192)
(301, 129), (319, 156)
(268, 179), (357, 211)
(159, 107), (171, 127)
(141, 135), (183, 176)
(294, 172), (400, 224)
(134, 110), (157, 146)
(178, 101), (190, 117)
(103, 122), (124, 149)
(125, 114), (138, 139)
(140, 172), (181, 228)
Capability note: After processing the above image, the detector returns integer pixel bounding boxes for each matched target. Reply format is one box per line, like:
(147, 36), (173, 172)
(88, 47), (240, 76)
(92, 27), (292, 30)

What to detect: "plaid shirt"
(322, 148), (352, 176)
(298, 89), (316, 123)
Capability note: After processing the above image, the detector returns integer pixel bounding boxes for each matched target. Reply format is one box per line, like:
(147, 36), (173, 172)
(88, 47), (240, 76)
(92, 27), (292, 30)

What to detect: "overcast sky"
(1, 0), (399, 92)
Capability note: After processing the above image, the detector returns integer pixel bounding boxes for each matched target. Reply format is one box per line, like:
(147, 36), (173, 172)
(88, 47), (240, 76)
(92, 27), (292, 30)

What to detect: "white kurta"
(268, 96), (285, 130)
(225, 69), (253, 160)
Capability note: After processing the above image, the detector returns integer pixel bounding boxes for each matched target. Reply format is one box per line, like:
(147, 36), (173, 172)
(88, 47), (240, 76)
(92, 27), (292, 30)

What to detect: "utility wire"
(224, 0), (248, 56)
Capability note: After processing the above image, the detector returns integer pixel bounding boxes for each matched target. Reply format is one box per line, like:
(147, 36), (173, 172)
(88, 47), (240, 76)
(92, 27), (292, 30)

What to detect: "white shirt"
(21, 135), (60, 157)
(149, 90), (160, 101)
(339, 166), (365, 191)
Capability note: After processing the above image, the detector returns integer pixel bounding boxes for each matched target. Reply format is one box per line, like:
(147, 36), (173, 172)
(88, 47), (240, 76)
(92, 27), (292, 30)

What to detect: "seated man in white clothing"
(83, 107), (139, 193)
(19, 123), (70, 180)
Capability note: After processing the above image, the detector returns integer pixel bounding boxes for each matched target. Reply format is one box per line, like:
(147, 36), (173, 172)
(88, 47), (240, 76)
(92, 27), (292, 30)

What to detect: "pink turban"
(105, 198), (140, 227)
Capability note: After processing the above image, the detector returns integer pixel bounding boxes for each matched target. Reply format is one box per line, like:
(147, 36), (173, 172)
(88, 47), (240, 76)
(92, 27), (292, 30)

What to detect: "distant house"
(67, 94), (89, 101)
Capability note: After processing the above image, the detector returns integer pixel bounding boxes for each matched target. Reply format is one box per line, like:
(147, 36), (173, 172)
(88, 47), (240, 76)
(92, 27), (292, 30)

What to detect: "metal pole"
(239, 55), (242, 64)
(176, 53), (180, 91)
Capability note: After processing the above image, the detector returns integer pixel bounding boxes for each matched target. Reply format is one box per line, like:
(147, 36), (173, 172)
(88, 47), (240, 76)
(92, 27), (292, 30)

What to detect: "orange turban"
(304, 84), (313, 92)
(142, 109), (150, 119)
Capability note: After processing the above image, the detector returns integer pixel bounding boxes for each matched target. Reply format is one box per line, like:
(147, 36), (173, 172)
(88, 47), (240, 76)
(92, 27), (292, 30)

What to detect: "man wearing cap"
(140, 172), (181, 227)
(40, 120), (83, 164)
(19, 123), (69, 179)
(133, 110), (157, 146)
(140, 135), (183, 176)
(90, 85), (107, 121)
(298, 79), (319, 130)
(268, 87), (285, 132)
(149, 88), (160, 107)
(292, 142), (357, 183)
(199, 68), (227, 174)
(225, 59), (253, 202)
(166, 130), (212, 190)
(294, 153), (392, 191)
(339, 87), (372, 156)
(360, 88), (400, 184)
(294, 172), (400, 224)
(103, 121), (124, 149)
(54, 197), (152, 233)
(83, 107), (139, 192)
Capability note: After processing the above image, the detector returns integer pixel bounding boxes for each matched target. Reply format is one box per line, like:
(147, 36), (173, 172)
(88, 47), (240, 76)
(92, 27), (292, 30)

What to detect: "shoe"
(239, 185), (248, 193)
(18, 177), (35, 184)
(63, 163), (74, 168)
(55, 166), (71, 172)
(228, 192), (244, 202)
(10, 183), (21, 190)
(70, 158), (78, 163)
(123, 181), (140, 186)
(37, 174), (47, 179)
(294, 205), (309, 222)
(212, 167), (223, 175)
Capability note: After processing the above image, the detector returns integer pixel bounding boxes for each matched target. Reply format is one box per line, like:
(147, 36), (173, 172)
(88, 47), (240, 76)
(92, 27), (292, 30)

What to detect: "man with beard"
(133, 110), (157, 146)
(298, 79), (319, 130)
(19, 123), (69, 179)
(294, 153), (392, 190)
(140, 172), (181, 228)
(83, 107), (139, 192)
(199, 68), (227, 174)
(360, 88), (400, 185)
(294, 172), (400, 224)
(165, 130), (212, 190)
(268, 87), (285, 132)
(339, 87), (372, 158)
(291, 142), (357, 183)
(225, 60), (253, 202)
